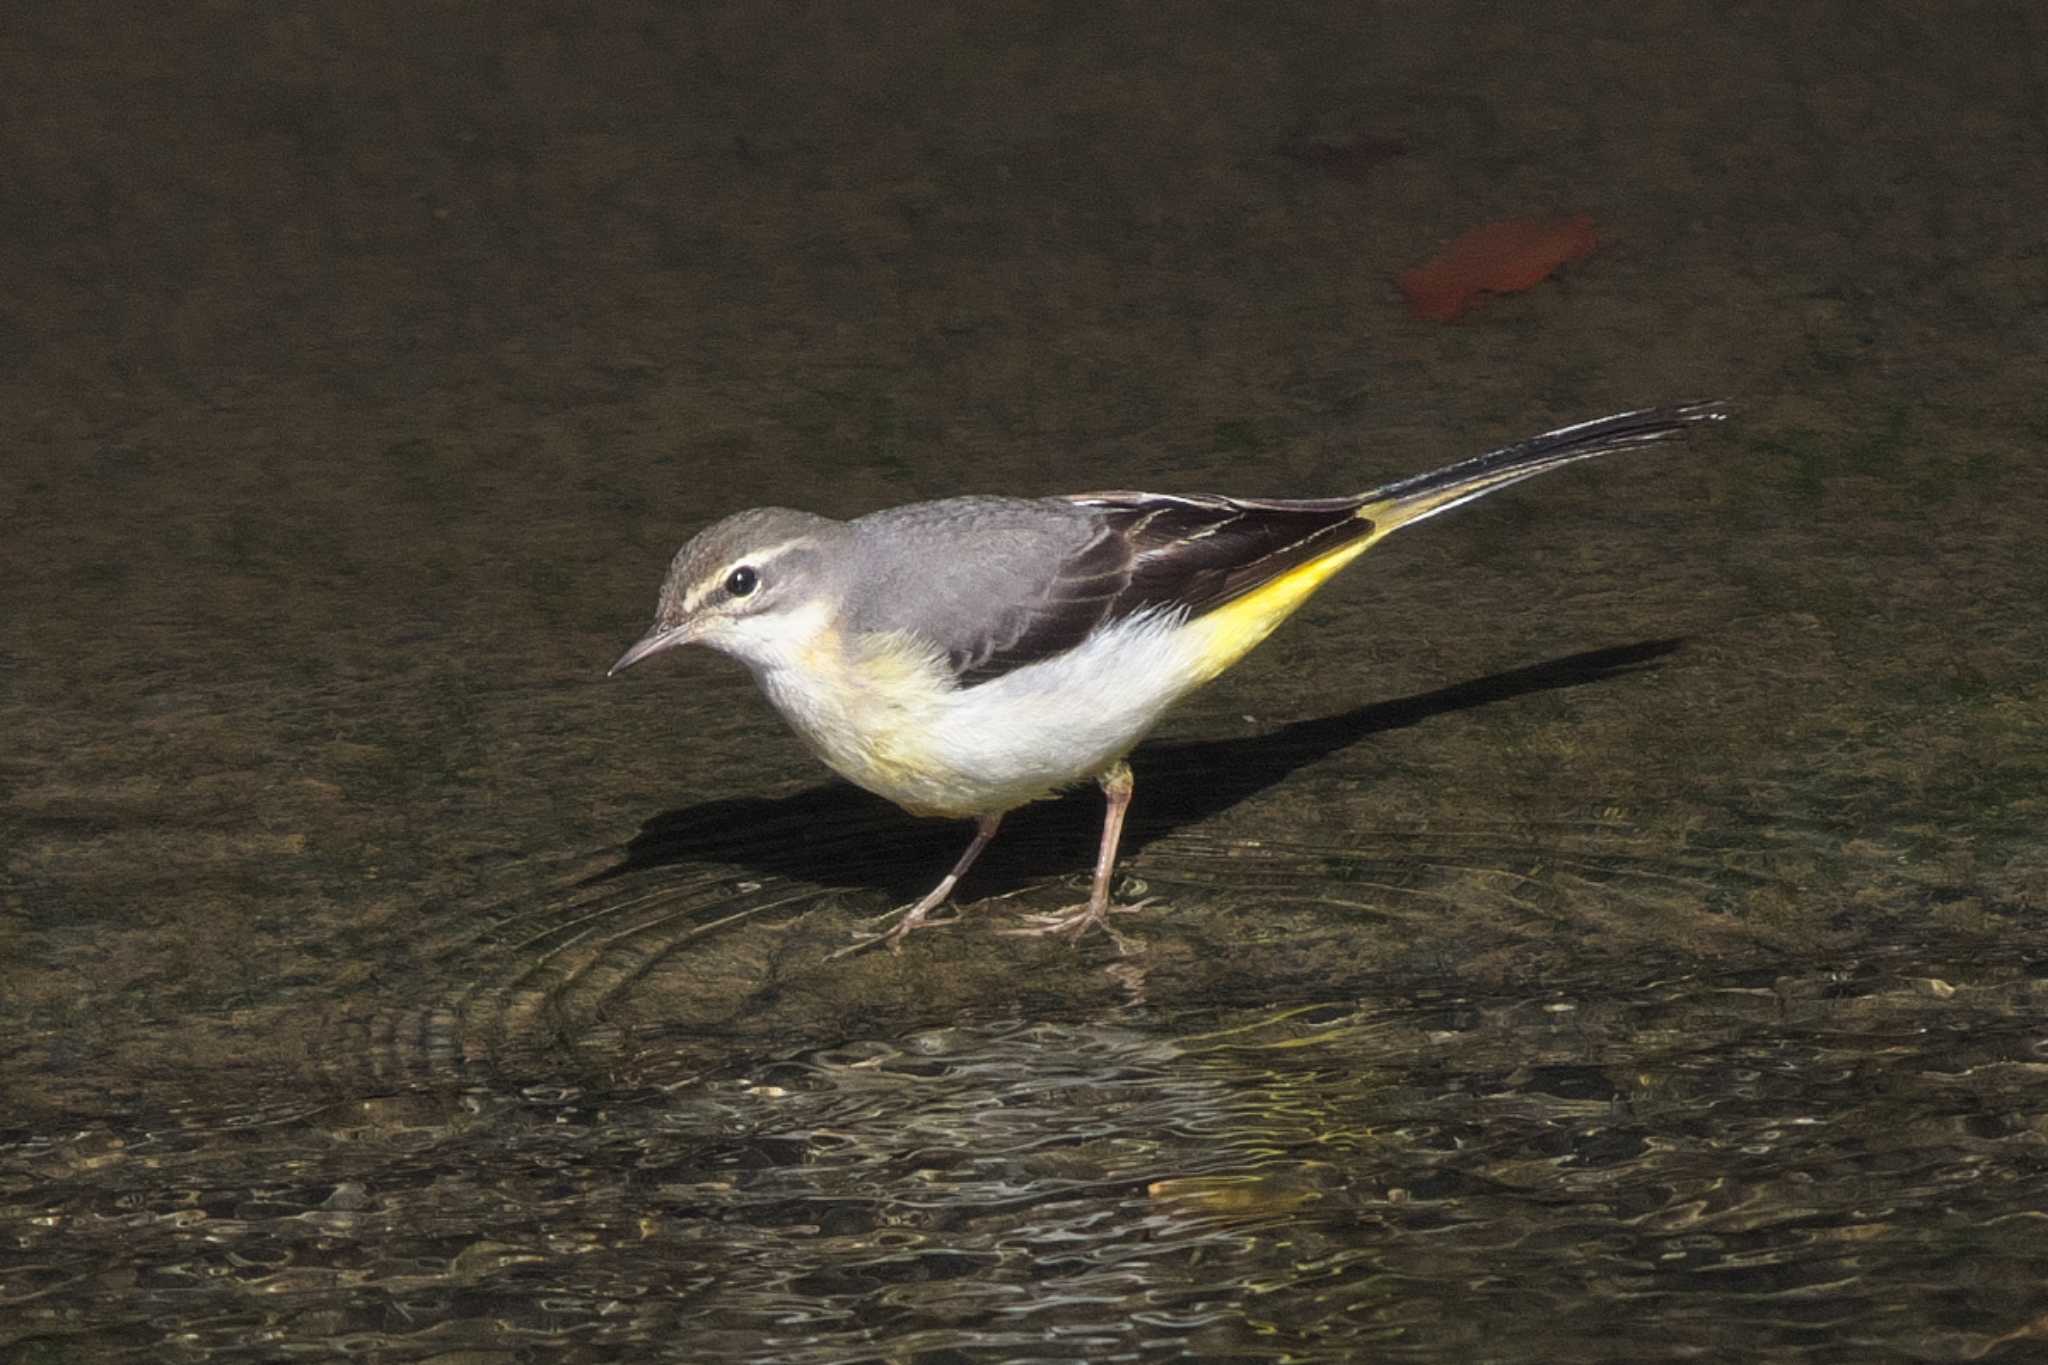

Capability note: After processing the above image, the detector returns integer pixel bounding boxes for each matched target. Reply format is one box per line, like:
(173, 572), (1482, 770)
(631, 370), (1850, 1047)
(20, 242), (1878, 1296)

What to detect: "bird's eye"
(725, 566), (759, 598)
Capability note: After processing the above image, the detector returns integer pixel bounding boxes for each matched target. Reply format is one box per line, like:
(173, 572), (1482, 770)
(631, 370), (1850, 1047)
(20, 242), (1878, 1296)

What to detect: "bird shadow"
(593, 638), (1684, 902)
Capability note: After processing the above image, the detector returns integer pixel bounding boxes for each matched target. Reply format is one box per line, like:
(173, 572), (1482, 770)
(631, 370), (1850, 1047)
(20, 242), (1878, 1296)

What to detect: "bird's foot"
(999, 897), (1156, 950)
(825, 897), (958, 961)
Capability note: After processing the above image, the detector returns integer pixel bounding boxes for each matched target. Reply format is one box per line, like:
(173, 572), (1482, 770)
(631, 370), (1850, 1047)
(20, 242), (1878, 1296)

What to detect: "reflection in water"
(6, 970), (2046, 1360)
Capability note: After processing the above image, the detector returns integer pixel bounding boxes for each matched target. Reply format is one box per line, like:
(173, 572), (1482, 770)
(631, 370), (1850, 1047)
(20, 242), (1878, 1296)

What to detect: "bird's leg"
(872, 813), (1002, 952)
(1002, 760), (1156, 946)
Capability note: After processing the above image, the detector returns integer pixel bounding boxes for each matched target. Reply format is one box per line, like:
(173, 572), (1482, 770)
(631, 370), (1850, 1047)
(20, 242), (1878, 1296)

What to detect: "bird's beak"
(608, 620), (699, 676)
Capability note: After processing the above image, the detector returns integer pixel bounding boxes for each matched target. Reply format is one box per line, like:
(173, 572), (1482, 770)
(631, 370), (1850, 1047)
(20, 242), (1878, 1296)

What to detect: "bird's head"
(610, 507), (847, 676)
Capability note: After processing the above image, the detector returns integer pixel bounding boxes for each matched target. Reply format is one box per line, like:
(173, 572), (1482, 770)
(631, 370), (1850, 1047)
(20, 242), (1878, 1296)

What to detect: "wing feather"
(951, 492), (1370, 685)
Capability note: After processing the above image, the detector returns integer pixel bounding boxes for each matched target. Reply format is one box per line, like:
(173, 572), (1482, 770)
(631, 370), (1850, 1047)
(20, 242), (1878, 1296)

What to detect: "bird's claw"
(824, 899), (956, 961)
(999, 896), (1157, 949)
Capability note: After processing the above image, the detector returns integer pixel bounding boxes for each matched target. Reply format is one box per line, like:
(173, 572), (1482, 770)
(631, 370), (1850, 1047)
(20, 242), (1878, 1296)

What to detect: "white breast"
(750, 608), (1205, 819)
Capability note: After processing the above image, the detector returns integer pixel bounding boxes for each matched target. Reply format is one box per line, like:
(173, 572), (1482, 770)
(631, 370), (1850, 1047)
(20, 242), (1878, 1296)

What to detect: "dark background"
(5, 3), (2046, 1358)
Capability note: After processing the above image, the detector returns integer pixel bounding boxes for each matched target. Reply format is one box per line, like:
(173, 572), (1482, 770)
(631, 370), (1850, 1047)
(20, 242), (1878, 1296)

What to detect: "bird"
(610, 400), (1726, 951)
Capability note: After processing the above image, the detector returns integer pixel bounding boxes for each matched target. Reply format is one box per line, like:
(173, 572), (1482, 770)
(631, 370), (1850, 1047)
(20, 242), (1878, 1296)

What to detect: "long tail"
(1357, 400), (1730, 536)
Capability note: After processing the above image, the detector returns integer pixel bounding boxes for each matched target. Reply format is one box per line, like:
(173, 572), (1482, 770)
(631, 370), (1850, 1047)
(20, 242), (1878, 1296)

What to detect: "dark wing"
(1075, 489), (1372, 621)
(947, 493), (1372, 686)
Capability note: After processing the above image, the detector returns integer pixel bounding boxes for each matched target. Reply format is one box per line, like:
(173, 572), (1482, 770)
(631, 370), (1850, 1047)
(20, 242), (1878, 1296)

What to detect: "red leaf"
(1399, 214), (1599, 322)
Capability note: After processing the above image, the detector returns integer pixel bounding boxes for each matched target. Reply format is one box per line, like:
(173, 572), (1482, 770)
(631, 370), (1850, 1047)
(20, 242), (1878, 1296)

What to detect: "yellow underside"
(1179, 526), (1382, 685)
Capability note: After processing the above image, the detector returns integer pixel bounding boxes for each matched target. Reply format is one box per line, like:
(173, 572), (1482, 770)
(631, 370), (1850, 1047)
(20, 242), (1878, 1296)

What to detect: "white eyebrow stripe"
(680, 536), (816, 613)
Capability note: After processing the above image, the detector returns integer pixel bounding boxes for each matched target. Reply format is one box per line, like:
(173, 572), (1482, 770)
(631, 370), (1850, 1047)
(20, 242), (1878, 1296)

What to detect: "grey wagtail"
(611, 400), (1726, 950)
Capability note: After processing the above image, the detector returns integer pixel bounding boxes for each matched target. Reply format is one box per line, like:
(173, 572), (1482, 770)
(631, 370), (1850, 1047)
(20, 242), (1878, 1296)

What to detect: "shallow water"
(8, 0), (2048, 1359)
(11, 962), (2048, 1361)
(9, 798), (2044, 1360)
